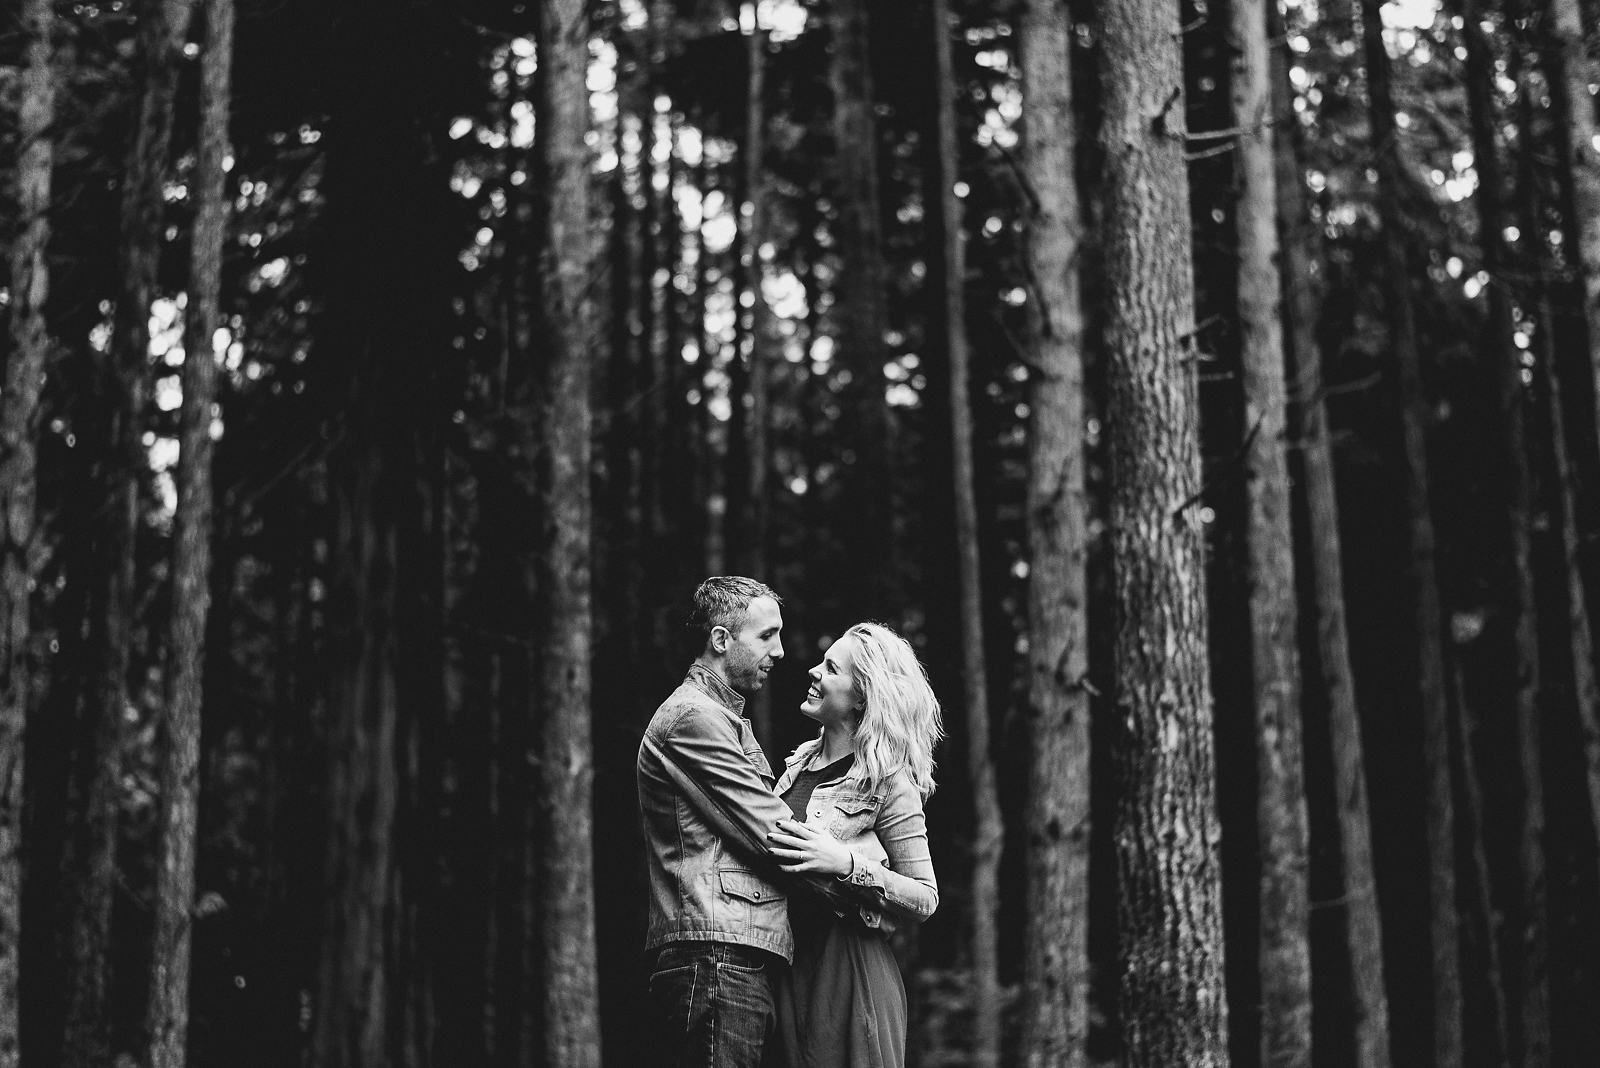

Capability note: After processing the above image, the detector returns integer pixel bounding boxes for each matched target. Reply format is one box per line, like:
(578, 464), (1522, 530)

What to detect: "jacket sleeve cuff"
(837, 852), (885, 893)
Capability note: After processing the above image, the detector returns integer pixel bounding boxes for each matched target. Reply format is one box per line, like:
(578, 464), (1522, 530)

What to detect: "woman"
(765, 621), (943, 1068)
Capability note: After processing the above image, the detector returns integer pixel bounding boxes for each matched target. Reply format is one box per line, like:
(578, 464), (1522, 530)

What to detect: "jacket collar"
(686, 661), (746, 718)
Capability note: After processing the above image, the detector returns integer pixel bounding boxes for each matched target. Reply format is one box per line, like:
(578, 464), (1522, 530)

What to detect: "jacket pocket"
(718, 868), (779, 906)
(826, 797), (881, 841)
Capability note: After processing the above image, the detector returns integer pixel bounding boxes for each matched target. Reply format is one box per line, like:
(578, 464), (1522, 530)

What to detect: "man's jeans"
(648, 942), (777, 1068)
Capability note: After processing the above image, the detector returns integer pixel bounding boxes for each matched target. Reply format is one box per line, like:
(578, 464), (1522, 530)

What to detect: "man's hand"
(768, 819), (855, 878)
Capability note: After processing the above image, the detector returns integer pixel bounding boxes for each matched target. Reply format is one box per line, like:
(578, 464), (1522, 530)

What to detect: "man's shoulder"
(646, 680), (730, 738)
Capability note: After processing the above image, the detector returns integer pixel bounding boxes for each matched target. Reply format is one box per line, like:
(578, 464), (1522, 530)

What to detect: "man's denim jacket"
(637, 664), (800, 961)
(774, 739), (939, 933)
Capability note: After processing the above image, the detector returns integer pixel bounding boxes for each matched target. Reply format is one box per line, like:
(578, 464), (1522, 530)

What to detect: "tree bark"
(925, 0), (1001, 1062)
(495, 41), (542, 1064)
(0, 1), (57, 1062)
(1457, 5), (1551, 1064)
(827, 0), (895, 619)
(1096, 1), (1229, 1063)
(144, 3), (232, 1066)
(1546, 0), (1600, 410)
(1232, 4), (1313, 1066)
(1544, 0), (1600, 861)
(739, 3), (775, 742)
(738, 4), (772, 582)
(1358, 4), (1464, 1064)
(1451, 659), (1513, 1067)
(1512, 6), (1600, 1056)
(695, 157), (726, 577)
(1544, 331), (1600, 836)
(534, 3), (602, 1066)
(310, 8), (457, 1063)
(1271, 5), (1393, 1066)
(63, 3), (194, 1062)
(1018, 5), (1090, 1067)
(261, 484), (319, 1066)
(645, 0), (685, 670)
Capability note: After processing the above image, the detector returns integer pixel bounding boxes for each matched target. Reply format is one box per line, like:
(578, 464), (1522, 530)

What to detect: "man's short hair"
(689, 576), (780, 641)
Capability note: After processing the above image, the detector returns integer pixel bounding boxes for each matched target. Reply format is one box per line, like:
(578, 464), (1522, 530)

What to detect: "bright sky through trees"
(1387, 0), (1440, 28)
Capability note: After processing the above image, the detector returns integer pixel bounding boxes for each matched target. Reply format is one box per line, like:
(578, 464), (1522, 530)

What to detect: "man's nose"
(772, 640), (784, 660)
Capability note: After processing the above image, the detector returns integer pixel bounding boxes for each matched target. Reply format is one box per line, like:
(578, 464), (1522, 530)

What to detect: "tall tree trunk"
(395, 351), (448, 1068)
(1450, 660), (1512, 1067)
(608, 106), (645, 602)
(695, 160), (726, 577)
(311, 8), (456, 1063)
(1457, 5), (1551, 1064)
(1358, 5), (1464, 1064)
(63, 4), (193, 1062)
(1512, 8), (1600, 1059)
(645, 0), (684, 672)
(0, 1), (57, 1061)
(926, 0), (1001, 1062)
(1540, 324), (1600, 864)
(1232, 4), (1312, 1067)
(1096, 2), (1229, 1064)
(496, 38), (542, 1065)
(534, 3), (602, 1065)
(1270, 6), (1393, 1066)
(1546, 0), (1600, 406)
(262, 484), (318, 1066)
(1018, 4), (1091, 1066)
(827, 0), (895, 619)
(1544, 0), (1600, 854)
(740, 8), (772, 584)
(739, 3), (775, 742)
(144, 3), (232, 1065)
(315, 442), (402, 1068)
(640, 96), (668, 661)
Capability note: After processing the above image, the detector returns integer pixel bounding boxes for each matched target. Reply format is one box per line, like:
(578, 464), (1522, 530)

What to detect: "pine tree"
(1097, 0), (1229, 1062)
(1358, 1), (1463, 1062)
(0, 0), (58, 1061)
(144, 3), (233, 1065)
(1232, 2), (1312, 1064)
(1018, 4), (1092, 1066)
(534, 2), (603, 1064)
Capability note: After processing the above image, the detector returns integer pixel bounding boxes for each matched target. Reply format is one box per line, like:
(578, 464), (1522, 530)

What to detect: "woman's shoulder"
(878, 766), (926, 806)
(783, 737), (822, 768)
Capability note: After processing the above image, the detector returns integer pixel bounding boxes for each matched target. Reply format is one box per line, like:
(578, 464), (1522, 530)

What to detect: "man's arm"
(642, 726), (852, 908)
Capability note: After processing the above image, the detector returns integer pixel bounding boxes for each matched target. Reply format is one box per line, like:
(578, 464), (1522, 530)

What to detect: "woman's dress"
(771, 754), (935, 1068)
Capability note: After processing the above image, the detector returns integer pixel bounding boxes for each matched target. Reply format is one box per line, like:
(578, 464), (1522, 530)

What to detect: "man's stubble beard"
(727, 648), (763, 697)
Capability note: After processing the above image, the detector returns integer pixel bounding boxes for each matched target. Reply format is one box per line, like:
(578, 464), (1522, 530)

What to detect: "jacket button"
(752, 890), (761, 899)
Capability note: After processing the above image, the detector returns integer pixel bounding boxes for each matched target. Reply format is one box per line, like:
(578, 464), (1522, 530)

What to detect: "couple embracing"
(636, 576), (944, 1068)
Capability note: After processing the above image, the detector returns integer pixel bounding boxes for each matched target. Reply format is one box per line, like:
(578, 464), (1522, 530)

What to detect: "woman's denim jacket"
(775, 739), (939, 933)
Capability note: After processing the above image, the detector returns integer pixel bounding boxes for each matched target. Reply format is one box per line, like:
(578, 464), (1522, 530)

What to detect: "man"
(637, 576), (809, 1068)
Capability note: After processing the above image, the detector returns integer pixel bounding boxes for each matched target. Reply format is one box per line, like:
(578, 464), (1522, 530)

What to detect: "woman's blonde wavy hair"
(795, 621), (944, 800)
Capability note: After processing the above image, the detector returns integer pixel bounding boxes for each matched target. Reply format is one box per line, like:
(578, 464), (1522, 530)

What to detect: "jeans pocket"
(649, 945), (774, 1066)
(649, 957), (706, 1036)
(710, 952), (775, 1057)
(713, 944), (771, 975)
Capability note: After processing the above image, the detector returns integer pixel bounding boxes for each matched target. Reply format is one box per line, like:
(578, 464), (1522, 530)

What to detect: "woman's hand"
(768, 818), (855, 878)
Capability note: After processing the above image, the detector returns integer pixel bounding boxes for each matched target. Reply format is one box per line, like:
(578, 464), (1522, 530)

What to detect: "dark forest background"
(3, 0), (1600, 1066)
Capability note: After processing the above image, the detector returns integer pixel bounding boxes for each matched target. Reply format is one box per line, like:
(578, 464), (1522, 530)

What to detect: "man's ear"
(710, 625), (730, 654)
